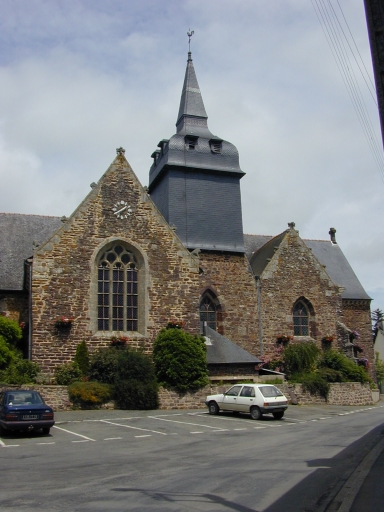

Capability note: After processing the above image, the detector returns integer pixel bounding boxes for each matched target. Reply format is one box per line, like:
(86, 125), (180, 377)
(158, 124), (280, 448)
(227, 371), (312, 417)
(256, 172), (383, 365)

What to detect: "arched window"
(97, 244), (139, 331)
(199, 292), (218, 330)
(293, 301), (309, 336)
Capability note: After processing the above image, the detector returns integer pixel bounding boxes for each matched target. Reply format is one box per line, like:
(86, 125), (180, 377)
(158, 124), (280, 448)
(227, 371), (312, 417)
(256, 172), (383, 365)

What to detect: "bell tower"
(148, 42), (245, 253)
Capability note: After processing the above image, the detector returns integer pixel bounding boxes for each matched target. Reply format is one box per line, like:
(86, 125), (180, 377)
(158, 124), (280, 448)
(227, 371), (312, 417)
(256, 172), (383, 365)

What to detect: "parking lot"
(1, 402), (382, 449)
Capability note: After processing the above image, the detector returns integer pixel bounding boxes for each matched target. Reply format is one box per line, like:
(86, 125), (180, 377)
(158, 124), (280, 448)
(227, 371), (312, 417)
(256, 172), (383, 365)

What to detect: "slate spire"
(176, 52), (209, 134)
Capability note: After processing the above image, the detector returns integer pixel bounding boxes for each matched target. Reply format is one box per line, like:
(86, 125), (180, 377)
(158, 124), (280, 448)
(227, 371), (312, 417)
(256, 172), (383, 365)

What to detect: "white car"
(205, 383), (288, 420)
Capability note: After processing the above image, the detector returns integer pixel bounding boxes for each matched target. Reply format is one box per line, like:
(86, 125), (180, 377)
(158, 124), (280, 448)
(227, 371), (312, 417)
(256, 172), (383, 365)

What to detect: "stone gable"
(256, 228), (343, 355)
(31, 154), (200, 372)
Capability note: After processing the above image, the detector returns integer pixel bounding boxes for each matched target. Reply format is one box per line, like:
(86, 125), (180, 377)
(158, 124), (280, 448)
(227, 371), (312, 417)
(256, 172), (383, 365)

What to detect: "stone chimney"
(329, 227), (337, 244)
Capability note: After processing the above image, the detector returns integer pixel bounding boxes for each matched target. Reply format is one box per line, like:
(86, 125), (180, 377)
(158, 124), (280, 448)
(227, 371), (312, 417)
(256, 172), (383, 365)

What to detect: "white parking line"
(0, 438), (6, 447)
(149, 416), (227, 431)
(100, 420), (167, 436)
(72, 440), (90, 443)
(37, 442), (55, 445)
(234, 428), (247, 431)
(135, 435), (151, 438)
(53, 425), (96, 441)
(191, 431), (204, 434)
(104, 437), (122, 441)
(3, 444), (19, 448)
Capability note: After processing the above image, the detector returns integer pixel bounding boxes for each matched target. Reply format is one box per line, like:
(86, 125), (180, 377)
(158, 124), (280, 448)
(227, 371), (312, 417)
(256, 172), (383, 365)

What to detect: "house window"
(200, 293), (217, 330)
(185, 136), (198, 150)
(97, 244), (139, 331)
(293, 301), (309, 336)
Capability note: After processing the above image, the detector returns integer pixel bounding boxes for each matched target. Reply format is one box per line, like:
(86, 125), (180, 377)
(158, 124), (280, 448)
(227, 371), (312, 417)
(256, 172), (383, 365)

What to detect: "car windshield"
(259, 386), (284, 398)
(7, 391), (44, 405)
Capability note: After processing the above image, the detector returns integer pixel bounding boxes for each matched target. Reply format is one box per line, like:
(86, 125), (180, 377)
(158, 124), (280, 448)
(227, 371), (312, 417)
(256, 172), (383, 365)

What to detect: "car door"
(236, 385), (256, 412)
(220, 385), (243, 411)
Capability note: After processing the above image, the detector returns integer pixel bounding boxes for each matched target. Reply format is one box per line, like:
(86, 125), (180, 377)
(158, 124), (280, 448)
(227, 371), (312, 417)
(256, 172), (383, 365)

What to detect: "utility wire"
(311, 0), (384, 182)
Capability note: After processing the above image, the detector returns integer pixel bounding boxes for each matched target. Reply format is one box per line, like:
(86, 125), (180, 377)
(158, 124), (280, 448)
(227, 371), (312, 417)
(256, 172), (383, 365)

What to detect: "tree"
(372, 308), (384, 340)
(153, 328), (209, 392)
(74, 341), (90, 376)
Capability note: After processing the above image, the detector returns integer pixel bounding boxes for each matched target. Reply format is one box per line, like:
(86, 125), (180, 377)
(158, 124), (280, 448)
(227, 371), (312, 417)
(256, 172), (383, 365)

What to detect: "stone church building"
(0, 51), (374, 377)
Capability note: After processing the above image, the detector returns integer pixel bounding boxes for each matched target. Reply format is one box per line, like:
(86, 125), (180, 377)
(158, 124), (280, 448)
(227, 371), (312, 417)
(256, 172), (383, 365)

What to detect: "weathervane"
(187, 29), (194, 52)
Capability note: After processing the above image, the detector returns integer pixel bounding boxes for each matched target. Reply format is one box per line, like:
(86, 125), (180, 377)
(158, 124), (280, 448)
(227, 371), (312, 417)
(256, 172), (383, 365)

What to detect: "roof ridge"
(0, 212), (62, 219)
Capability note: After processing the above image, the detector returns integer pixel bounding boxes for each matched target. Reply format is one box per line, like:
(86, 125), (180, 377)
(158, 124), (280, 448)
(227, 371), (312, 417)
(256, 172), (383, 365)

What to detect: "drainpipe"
(28, 261), (32, 361)
(255, 276), (263, 356)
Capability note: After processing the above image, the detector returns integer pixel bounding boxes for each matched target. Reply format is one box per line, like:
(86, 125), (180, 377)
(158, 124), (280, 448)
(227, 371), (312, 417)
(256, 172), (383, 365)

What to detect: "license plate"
(22, 415), (39, 420)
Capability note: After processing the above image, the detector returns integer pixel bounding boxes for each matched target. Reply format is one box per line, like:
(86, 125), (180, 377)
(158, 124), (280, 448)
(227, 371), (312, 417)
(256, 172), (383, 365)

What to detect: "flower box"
(55, 316), (74, 329)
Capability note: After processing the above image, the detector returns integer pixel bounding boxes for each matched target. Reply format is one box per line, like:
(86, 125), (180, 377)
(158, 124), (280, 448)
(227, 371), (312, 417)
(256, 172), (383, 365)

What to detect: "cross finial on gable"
(116, 147), (125, 155)
(288, 222), (296, 229)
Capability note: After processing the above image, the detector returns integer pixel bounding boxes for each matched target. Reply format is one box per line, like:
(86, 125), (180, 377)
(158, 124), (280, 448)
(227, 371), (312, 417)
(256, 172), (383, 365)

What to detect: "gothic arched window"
(199, 293), (217, 330)
(97, 244), (139, 331)
(293, 301), (309, 336)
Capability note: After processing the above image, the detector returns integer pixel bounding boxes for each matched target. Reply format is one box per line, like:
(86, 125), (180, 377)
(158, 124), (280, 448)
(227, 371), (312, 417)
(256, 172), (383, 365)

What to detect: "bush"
(89, 347), (120, 384)
(113, 379), (159, 410)
(317, 367), (344, 383)
(0, 335), (15, 369)
(153, 328), (209, 392)
(115, 349), (157, 382)
(283, 342), (320, 376)
(0, 357), (40, 384)
(74, 341), (90, 376)
(68, 381), (112, 408)
(54, 362), (83, 385)
(319, 350), (370, 384)
(300, 372), (330, 398)
(0, 317), (22, 347)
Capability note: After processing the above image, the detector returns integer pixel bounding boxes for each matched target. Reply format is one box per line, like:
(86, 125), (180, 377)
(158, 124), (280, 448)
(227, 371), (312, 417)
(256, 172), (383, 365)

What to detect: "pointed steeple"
(176, 52), (209, 134)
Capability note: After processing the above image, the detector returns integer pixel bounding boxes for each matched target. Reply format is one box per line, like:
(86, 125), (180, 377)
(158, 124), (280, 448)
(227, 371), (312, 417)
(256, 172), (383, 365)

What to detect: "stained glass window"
(293, 301), (309, 336)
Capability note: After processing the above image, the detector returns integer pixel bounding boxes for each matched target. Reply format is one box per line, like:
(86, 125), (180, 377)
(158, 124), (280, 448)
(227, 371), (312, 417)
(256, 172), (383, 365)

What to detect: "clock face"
(112, 200), (133, 219)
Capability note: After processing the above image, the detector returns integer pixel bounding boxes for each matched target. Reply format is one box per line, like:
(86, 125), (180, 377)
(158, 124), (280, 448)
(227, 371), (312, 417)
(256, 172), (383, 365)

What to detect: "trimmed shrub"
(54, 362), (83, 385)
(113, 379), (159, 410)
(115, 349), (157, 382)
(88, 347), (120, 384)
(0, 357), (40, 384)
(68, 381), (112, 408)
(74, 341), (90, 376)
(0, 317), (22, 347)
(283, 342), (320, 376)
(153, 328), (209, 392)
(0, 335), (14, 369)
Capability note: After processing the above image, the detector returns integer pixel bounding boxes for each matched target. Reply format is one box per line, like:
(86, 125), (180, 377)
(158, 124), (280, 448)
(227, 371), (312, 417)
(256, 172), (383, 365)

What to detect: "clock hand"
(114, 205), (128, 215)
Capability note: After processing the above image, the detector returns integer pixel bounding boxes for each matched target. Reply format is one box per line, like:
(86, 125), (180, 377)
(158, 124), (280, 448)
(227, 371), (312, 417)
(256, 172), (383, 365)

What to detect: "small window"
(240, 386), (255, 398)
(293, 301), (309, 336)
(200, 293), (217, 330)
(225, 385), (242, 396)
(185, 136), (198, 150)
(210, 140), (222, 154)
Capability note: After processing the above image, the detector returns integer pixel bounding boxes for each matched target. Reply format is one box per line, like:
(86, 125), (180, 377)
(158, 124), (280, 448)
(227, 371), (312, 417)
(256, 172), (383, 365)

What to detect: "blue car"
(0, 390), (55, 436)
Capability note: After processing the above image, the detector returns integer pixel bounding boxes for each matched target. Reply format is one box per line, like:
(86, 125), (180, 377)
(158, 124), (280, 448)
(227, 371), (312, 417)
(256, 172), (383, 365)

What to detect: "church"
(0, 49), (374, 378)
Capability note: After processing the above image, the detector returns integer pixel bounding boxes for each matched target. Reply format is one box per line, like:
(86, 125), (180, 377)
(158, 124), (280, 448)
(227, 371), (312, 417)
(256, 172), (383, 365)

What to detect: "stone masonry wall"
(342, 299), (375, 379)
(5, 382), (372, 411)
(258, 228), (344, 357)
(0, 291), (29, 323)
(31, 155), (201, 373)
(198, 252), (259, 354)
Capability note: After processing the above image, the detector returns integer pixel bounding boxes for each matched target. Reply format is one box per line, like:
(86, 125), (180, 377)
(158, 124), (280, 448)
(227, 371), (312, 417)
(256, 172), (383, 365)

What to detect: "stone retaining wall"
(0, 382), (373, 411)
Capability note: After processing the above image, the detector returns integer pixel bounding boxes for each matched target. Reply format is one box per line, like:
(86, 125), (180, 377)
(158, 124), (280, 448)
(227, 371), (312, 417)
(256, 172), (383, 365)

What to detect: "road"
(1, 402), (384, 511)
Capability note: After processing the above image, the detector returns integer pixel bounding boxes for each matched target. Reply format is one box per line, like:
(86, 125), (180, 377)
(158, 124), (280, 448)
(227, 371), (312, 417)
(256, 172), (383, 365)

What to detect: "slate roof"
(245, 233), (370, 300)
(0, 213), (62, 290)
(205, 325), (262, 365)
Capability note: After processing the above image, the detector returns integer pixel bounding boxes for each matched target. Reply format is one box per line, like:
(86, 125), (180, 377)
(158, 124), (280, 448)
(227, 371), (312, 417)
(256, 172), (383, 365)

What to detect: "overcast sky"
(1, 0), (383, 311)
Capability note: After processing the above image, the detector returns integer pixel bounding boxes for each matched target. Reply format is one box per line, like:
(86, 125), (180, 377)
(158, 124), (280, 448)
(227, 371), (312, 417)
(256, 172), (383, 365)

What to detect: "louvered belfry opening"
(97, 244), (138, 332)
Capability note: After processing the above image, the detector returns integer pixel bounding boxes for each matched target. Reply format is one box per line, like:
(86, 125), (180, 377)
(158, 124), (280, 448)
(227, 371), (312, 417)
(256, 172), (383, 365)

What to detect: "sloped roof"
(305, 239), (371, 300)
(177, 51), (208, 127)
(245, 232), (370, 301)
(0, 213), (62, 290)
(205, 325), (261, 365)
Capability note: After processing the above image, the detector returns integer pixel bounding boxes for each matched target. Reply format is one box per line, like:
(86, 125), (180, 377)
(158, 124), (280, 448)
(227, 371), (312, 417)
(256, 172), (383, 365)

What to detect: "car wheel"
(42, 427), (50, 435)
(208, 401), (219, 415)
(273, 411), (284, 420)
(250, 406), (262, 420)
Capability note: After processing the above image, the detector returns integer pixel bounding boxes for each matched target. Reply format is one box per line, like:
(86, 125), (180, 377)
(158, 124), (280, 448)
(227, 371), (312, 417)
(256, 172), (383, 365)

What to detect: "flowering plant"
(357, 357), (369, 368)
(167, 320), (184, 329)
(276, 335), (293, 344)
(55, 316), (74, 328)
(322, 335), (334, 343)
(259, 345), (285, 373)
(110, 335), (129, 347)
